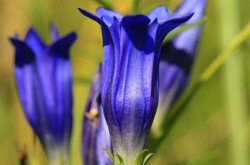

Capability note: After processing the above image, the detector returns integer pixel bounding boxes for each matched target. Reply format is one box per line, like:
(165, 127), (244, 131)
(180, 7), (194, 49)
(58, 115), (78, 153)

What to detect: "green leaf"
(135, 149), (154, 165)
(135, 149), (149, 165)
(105, 150), (116, 165)
(142, 153), (154, 165)
(115, 154), (124, 165)
(164, 17), (206, 42)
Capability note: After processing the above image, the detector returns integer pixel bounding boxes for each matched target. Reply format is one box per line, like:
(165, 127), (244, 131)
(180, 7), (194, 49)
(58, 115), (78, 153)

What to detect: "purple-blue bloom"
(79, 6), (193, 161)
(156, 0), (207, 122)
(9, 23), (76, 160)
(82, 64), (111, 165)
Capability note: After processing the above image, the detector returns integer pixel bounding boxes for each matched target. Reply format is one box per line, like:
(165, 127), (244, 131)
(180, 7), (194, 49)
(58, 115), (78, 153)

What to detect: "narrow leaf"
(115, 154), (124, 165)
(142, 153), (154, 165)
(135, 149), (149, 165)
(105, 150), (116, 165)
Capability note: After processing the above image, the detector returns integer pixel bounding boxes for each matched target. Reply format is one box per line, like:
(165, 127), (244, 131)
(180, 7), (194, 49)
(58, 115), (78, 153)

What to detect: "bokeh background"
(0, 0), (250, 164)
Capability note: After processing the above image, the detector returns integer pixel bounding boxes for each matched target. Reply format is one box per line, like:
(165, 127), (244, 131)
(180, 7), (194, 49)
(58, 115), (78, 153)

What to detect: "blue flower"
(9, 23), (76, 160)
(79, 6), (192, 161)
(156, 0), (207, 122)
(82, 64), (111, 165)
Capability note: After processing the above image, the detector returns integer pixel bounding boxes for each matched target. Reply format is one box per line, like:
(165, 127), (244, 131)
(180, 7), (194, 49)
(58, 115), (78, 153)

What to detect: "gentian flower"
(154, 0), (207, 128)
(9, 23), (76, 162)
(79, 6), (193, 162)
(82, 64), (111, 165)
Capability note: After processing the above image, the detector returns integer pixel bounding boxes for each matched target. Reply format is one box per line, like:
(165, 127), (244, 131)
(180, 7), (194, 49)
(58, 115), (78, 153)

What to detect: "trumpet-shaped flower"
(9, 24), (76, 161)
(79, 6), (193, 162)
(82, 64), (111, 165)
(155, 0), (207, 126)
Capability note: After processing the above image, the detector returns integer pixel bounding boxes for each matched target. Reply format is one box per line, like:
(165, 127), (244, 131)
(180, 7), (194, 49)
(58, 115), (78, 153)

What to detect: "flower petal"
(173, 0), (207, 55)
(121, 15), (151, 51)
(96, 7), (122, 26)
(78, 8), (107, 27)
(147, 5), (170, 24)
(48, 32), (77, 58)
(50, 22), (60, 41)
(157, 13), (194, 44)
(174, 0), (207, 16)
(10, 38), (46, 145)
(36, 33), (75, 144)
(14, 63), (46, 144)
(9, 38), (35, 67)
(24, 27), (45, 57)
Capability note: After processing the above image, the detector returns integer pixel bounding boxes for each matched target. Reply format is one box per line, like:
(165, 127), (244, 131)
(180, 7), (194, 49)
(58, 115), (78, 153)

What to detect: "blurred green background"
(0, 0), (250, 164)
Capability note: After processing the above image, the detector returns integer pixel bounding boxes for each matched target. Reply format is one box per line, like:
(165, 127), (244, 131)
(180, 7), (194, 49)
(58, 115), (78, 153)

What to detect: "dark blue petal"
(96, 7), (122, 26)
(147, 5), (170, 24)
(24, 27), (45, 57)
(160, 42), (193, 72)
(121, 15), (151, 51)
(157, 13), (194, 43)
(9, 38), (35, 67)
(50, 22), (60, 41)
(48, 32), (77, 59)
(10, 38), (46, 146)
(78, 8), (108, 27)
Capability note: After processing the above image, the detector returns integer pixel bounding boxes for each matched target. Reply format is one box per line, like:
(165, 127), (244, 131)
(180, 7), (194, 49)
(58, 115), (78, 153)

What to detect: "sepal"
(135, 149), (154, 165)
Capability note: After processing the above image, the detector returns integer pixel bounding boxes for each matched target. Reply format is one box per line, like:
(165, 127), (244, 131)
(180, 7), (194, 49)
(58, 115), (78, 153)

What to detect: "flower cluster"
(10, 1), (207, 164)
